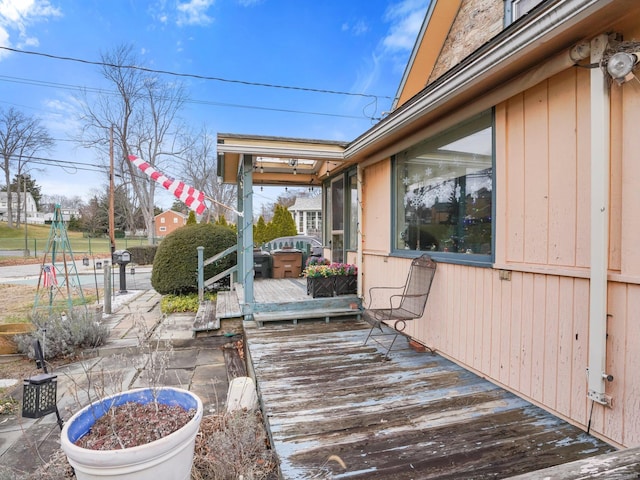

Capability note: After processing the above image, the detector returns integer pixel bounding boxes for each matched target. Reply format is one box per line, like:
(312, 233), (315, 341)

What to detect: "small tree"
(215, 214), (228, 227)
(266, 204), (296, 241)
(254, 215), (268, 245)
(186, 211), (197, 225)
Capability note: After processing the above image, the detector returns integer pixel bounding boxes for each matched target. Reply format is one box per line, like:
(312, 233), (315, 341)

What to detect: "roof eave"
(346, 0), (615, 163)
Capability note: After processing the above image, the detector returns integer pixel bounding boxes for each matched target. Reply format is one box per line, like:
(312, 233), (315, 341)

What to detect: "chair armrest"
(366, 285), (405, 309)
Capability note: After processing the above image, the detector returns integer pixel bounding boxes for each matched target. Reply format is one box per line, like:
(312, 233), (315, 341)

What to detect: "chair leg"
(364, 324), (376, 345)
(384, 332), (400, 358)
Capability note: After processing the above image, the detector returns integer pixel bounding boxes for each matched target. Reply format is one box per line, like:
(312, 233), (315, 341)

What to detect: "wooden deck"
(214, 278), (361, 326)
(244, 319), (615, 480)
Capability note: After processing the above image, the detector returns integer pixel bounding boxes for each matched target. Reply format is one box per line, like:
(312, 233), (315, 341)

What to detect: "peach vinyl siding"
(499, 69), (592, 270)
(362, 159), (391, 255)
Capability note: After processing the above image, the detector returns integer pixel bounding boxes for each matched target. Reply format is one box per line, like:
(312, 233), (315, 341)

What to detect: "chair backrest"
(398, 254), (437, 317)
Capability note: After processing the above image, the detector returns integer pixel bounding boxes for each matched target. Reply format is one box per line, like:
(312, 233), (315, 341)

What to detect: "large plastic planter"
(61, 387), (203, 480)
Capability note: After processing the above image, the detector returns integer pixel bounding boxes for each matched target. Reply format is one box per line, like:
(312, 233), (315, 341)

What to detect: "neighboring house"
(42, 207), (80, 223)
(218, 0), (640, 449)
(0, 191), (43, 224)
(154, 210), (187, 237)
(289, 195), (321, 237)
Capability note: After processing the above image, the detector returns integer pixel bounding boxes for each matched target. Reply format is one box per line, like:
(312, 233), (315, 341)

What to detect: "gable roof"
(289, 196), (321, 212)
(393, 0), (463, 109)
(347, 0), (626, 163)
(155, 210), (188, 219)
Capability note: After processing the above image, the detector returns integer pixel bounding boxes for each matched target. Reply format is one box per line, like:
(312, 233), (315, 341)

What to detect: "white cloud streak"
(382, 0), (429, 52)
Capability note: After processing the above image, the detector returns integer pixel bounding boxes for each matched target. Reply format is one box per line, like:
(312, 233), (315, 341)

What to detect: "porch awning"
(216, 133), (348, 187)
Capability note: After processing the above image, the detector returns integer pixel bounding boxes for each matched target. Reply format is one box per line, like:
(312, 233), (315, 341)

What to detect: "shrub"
(16, 308), (109, 360)
(151, 223), (236, 295)
(127, 245), (157, 265)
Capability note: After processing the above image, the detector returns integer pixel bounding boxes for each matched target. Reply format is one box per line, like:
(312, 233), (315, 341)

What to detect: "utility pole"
(109, 125), (116, 260)
(23, 175), (29, 257)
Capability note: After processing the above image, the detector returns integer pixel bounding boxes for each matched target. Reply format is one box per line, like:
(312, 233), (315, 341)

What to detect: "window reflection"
(395, 111), (493, 256)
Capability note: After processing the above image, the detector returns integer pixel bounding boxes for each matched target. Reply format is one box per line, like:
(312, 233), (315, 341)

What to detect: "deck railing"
(197, 245), (238, 302)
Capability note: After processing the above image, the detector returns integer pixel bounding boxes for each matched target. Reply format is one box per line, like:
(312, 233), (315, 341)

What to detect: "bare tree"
(77, 44), (188, 243)
(180, 125), (237, 222)
(0, 107), (54, 227)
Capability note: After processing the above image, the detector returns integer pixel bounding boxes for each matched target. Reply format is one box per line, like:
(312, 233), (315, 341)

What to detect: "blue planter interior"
(66, 388), (198, 443)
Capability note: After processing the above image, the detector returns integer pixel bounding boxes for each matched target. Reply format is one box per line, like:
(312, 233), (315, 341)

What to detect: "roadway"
(0, 262), (152, 291)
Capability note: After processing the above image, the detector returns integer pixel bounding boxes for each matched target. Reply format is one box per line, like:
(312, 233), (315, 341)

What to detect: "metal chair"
(363, 254), (437, 358)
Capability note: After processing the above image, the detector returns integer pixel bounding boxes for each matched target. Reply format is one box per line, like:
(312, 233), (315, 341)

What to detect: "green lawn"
(0, 223), (149, 257)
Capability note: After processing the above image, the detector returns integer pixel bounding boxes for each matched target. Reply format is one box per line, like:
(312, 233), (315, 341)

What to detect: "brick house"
(154, 210), (187, 238)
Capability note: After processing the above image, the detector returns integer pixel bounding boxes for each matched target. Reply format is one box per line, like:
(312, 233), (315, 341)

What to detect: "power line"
(8, 154), (106, 174)
(0, 74), (370, 120)
(0, 45), (392, 100)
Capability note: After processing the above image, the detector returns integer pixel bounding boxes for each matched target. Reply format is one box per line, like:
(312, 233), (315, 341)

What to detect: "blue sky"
(0, 0), (429, 208)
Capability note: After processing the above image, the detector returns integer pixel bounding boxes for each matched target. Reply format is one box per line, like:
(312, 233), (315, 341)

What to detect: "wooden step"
(193, 300), (220, 333)
(215, 290), (242, 320)
(252, 307), (362, 327)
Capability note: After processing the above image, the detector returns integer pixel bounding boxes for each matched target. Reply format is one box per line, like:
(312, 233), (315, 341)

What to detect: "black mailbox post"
(112, 249), (132, 293)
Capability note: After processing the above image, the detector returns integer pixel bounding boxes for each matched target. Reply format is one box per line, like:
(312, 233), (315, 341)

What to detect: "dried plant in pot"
(60, 386), (203, 480)
(60, 316), (203, 480)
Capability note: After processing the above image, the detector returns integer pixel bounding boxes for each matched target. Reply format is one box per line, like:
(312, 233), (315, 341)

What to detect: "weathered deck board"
(245, 320), (615, 479)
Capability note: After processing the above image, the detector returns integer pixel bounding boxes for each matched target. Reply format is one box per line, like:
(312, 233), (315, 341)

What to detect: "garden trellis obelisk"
(33, 205), (87, 317)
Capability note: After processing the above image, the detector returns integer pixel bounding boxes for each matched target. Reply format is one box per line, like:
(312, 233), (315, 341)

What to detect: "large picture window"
(394, 110), (493, 260)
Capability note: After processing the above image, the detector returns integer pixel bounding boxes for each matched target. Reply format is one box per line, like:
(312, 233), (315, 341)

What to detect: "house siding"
(362, 51), (640, 447)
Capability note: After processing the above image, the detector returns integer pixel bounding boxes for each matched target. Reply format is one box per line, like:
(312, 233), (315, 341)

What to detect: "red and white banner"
(128, 155), (206, 214)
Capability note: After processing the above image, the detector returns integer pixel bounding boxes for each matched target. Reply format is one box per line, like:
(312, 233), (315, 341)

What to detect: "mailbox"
(112, 250), (132, 294)
(113, 250), (131, 265)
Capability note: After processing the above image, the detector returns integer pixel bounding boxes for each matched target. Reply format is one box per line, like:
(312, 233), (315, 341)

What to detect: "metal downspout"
(587, 34), (612, 406)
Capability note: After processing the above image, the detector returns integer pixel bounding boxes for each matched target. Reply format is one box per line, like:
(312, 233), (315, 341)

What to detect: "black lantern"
(21, 340), (63, 429)
(82, 256), (89, 266)
(130, 266), (136, 275)
(22, 373), (58, 418)
(95, 261), (102, 269)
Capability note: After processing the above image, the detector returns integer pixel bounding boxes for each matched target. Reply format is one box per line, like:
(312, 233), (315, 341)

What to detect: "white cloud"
(343, 19), (370, 37)
(176, 0), (215, 27)
(382, 0), (429, 52)
(0, 0), (61, 60)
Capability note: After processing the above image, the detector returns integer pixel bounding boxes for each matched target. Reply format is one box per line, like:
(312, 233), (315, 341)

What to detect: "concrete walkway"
(0, 289), (240, 478)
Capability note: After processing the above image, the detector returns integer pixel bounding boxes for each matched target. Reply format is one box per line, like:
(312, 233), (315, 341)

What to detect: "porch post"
(356, 164), (363, 298)
(236, 169), (243, 286)
(240, 154), (255, 317)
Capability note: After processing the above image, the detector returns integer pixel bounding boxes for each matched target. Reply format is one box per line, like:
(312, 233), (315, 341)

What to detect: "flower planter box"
(307, 277), (334, 298)
(61, 387), (203, 480)
(334, 274), (357, 295)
